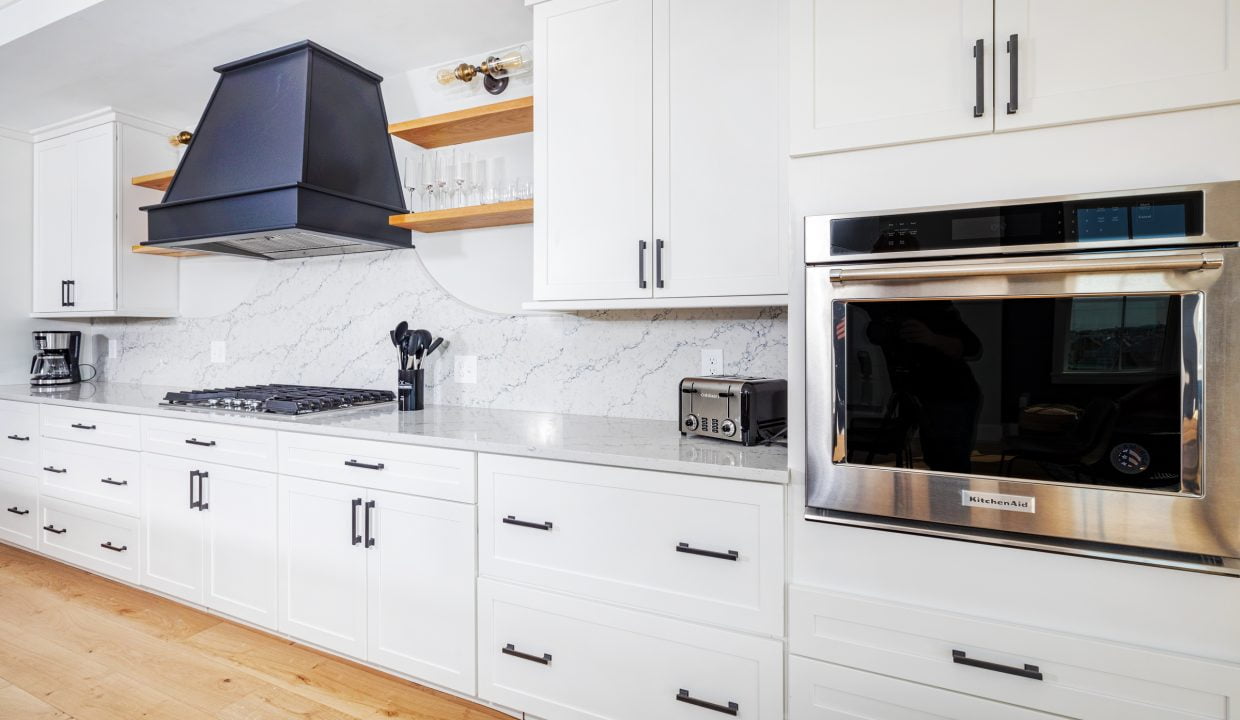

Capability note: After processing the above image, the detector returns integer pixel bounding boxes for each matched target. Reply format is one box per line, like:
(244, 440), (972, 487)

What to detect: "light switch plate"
(107, 338), (118, 359)
(701, 348), (724, 375)
(210, 341), (226, 364)
(455, 355), (477, 384)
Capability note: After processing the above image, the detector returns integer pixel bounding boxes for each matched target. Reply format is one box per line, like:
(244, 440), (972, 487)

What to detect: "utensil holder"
(398, 368), (425, 411)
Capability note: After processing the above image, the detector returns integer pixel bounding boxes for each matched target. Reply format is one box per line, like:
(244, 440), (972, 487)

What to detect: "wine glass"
(436, 150), (452, 209)
(455, 152), (471, 207)
(473, 157), (488, 205)
(420, 152), (436, 211)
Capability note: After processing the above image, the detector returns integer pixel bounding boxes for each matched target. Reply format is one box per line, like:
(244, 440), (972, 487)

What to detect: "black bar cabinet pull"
(677, 542), (739, 561)
(66, 280), (75, 307)
(952, 649), (1043, 681)
(1005, 33), (1019, 114)
(344, 459), (384, 471)
(185, 438), (216, 447)
(197, 471), (209, 511)
(503, 515), (553, 531)
(364, 500), (376, 548)
(6, 434), (29, 442)
(100, 542), (127, 553)
(351, 498), (362, 546)
(972, 38), (985, 117)
(638, 239), (648, 289)
(189, 470), (201, 509)
(100, 478), (128, 486)
(502, 643), (551, 665)
(6, 507), (28, 516)
(60, 280), (68, 307)
(43, 466), (67, 474)
(43, 524), (66, 535)
(70, 423), (96, 430)
(676, 690), (738, 716)
(655, 239), (665, 288)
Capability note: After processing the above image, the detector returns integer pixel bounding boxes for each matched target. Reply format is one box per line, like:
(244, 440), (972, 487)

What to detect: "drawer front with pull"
(789, 586), (1237, 720)
(39, 496), (140, 583)
(41, 405), (140, 450)
(142, 415), (277, 471)
(0, 400), (39, 476)
(0, 470), (38, 549)
(278, 431), (475, 503)
(40, 438), (140, 516)
(479, 454), (784, 635)
(478, 579), (782, 720)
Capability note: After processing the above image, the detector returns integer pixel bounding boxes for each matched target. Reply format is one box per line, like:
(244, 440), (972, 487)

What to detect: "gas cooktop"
(162, 384), (396, 415)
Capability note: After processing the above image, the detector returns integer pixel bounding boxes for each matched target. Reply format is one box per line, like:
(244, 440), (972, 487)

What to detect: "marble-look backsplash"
(92, 251), (787, 420)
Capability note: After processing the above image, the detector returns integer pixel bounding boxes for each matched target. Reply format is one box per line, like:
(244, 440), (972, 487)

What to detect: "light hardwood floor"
(0, 543), (510, 720)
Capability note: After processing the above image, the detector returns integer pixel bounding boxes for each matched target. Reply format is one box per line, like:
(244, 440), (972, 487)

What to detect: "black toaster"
(679, 376), (788, 445)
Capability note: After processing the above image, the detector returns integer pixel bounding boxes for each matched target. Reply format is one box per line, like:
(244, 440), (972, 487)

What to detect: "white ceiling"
(0, 0), (533, 131)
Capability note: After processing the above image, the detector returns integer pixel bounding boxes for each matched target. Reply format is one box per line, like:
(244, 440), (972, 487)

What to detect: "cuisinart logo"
(961, 490), (1036, 513)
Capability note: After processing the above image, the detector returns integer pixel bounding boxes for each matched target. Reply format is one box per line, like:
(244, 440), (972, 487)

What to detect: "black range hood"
(141, 40), (412, 260)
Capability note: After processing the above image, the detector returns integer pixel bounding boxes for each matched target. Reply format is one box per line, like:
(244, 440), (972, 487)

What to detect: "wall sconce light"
(436, 44), (531, 95)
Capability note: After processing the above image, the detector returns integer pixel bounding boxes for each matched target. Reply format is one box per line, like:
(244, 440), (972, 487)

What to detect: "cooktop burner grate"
(162, 384), (396, 415)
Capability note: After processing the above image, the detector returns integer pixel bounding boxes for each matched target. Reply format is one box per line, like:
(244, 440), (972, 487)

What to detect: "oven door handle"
(828, 253), (1223, 284)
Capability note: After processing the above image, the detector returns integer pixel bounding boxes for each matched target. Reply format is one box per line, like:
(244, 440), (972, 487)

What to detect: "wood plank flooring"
(0, 544), (511, 720)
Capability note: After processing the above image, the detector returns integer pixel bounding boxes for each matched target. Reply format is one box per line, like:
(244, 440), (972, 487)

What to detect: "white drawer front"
(41, 405), (140, 451)
(279, 432), (475, 503)
(789, 656), (1059, 720)
(0, 400), (39, 476)
(0, 470), (38, 549)
(39, 496), (140, 583)
(478, 579), (783, 720)
(142, 415), (277, 471)
(790, 586), (1238, 720)
(40, 438), (141, 516)
(479, 454), (784, 635)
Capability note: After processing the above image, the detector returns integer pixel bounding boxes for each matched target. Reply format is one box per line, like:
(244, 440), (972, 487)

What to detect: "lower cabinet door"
(0, 470), (37, 549)
(141, 453), (204, 603)
(478, 578), (783, 720)
(279, 475), (367, 659)
(789, 655), (1060, 720)
(366, 489), (476, 695)
(203, 464), (278, 630)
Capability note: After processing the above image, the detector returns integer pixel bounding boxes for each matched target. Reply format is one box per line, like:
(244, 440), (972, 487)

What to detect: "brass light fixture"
(436, 44), (531, 95)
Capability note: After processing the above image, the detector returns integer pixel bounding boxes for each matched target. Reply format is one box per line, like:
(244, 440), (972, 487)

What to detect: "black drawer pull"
(972, 38), (985, 117)
(364, 500), (376, 548)
(677, 689), (738, 716)
(6, 507), (29, 516)
(71, 423), (96, 430)
(344, 459), (385, 471)
(100, 542), (127, 553)
(100, 478), (128, 486)
(6, 434), (29, 441)
(1005, 33), (1019, 114)
(43, 524), (66, 534)
(677, 542), (738, 561)
(43, 466), (67, 474)
(502, 643), (551, 665)
(503, 515), (553, 531)
(952, 649), (1043, 681)
(351, 498), (362, 546)
(185, 438), (216, 447)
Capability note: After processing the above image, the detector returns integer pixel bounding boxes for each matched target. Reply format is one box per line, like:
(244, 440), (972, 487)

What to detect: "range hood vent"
(140, 40), (411, 260)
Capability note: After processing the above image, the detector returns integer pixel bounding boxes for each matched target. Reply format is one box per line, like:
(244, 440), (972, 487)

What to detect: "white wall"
(0, 130), (33, 385)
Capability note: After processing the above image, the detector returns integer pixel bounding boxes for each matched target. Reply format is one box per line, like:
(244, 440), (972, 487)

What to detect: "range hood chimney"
(140, 40), (411, 260)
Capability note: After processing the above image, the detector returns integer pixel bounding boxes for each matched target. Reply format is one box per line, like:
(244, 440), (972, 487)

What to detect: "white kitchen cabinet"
(31, 109), (179, 318)
(530, 0), (788, 308)
(0, 400), (40, 478)
(994, 0), (1240, 132)
(39, 495), (140, 584)
(0, 470), (38, 550)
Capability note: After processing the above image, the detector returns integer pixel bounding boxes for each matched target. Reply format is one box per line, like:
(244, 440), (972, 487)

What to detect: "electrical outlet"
(210, 341), (227, 364)
(455, 355), (477, 384)
(701, 348), (724, 375)
(107, 338), (118, 359)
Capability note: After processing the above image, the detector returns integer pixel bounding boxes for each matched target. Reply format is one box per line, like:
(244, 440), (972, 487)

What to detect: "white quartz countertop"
(0, 383), (788, 484)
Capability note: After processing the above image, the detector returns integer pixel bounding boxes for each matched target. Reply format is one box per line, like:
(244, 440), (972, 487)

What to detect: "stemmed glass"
(454, 152), (471, 208)
(419, 152), (436, 211)
(473, 157), (487, 205)
(436, 151), (452, 209)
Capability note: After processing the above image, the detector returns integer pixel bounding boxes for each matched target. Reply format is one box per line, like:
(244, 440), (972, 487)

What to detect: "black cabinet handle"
(502, 643), (551, 665)
(6, 434), (29, 442)
(656, 239), (665, 289)
(43, 524), (66, 535)
(189, 470), (202, 510)
(503, 515), (553, 531)
(198, 470), (209, 511)
(70, 423), (96, 430)
(344, 459), (384, 471)
(677, 690), (738, 716)
(952, 649), (1043, 681)
(1005, 34), (1019, 114)
(6, 507), (28, 516)
(185, 438), (216, 447)
(100, 542), (127, 553)
(43, 466), (67, 474)
(351, 498), (362, 546)
(638, 239), (648, 289)
(66, 280), (76, 307)
(677, 542), (739, 561)
(100, 478), (128, 486)
(972, 38), (985, 117)
(61, 280), (68, 308)
(364, 500), (376, 548)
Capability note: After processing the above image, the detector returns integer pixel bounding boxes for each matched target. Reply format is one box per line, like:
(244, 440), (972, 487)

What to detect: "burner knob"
(684, 414), (699, 431)
(720, 419), (737, 437)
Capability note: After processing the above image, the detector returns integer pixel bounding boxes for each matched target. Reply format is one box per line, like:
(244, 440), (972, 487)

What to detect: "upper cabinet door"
(32, 139), (75, 314)
(69, 125), (117, 313)
(995, 0), (1240, 131)
(652, 0), (787, 298)
(790, 0), (994, 155)
(533, 0), (655, 301)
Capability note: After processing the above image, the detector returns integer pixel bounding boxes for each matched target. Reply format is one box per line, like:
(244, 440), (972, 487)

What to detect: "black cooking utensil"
(423, 337), (444, 359)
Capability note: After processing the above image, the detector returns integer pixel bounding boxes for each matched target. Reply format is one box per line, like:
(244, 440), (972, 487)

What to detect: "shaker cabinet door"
(204, 465), (278, 630)
(141, 453), (204, 604)
(32, 139), (75, 314)
(68, 125), (117, 313)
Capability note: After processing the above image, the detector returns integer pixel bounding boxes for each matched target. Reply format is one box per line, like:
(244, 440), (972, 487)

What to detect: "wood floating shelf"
(389, 96), (533, 148)
(130, 244), (212, 258)
(131, 169), (175, 191)
(389, 199), (533, 233)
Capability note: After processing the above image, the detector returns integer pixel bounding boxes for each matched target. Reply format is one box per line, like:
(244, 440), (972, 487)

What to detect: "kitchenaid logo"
(961, 490), (1036, 513)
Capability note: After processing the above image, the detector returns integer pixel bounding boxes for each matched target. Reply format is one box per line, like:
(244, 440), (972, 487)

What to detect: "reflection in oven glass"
(835, 296), (1184, 491)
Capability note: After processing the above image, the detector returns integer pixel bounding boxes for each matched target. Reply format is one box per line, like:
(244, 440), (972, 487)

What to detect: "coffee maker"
(31, 331), (83, 386)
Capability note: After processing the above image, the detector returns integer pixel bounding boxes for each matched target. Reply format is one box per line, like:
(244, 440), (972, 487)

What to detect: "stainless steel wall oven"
(805, 182), (1240, 574)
